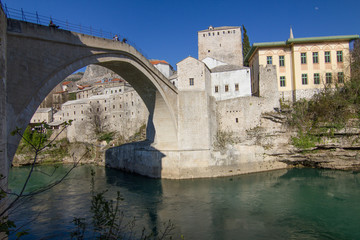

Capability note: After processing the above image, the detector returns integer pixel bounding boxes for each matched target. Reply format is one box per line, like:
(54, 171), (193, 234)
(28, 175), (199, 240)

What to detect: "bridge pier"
(106, 89), (218, 179)
(0, 5), (8, 192)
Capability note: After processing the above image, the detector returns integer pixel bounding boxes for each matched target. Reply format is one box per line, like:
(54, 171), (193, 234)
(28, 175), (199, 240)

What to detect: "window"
(225, 85), (229, 92)
(301, 53), (307, 64)
(215, 85), (219, 93)
(326, 73), (332, 83)
(279, 56), (285, 67)
(313, 52), (319, 63)
(189, 78), (194, 86)
(267, 56), (272, 65)
(338, 72), (344, 83)
(235, 118), (238, 123)
(314, 73), (320, 85)
(337, 51), (343, 62)
(235, 84), (239, 91)
(325, 51), (331, 63)
(280, 76), (286, 87)
(302, 74), (308, 85)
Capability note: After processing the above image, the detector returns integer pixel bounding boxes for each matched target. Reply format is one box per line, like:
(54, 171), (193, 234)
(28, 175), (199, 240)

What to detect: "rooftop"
(211, 64), (249, 73)
(35, 108), (52, 113)
(62, 99), (88, 106)
(150, 60), (169, 65)
(198, 26), (240, 33)
(62, 81), (73, 85)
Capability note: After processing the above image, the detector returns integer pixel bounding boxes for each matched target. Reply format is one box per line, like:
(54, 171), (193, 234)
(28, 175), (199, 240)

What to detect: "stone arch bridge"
(0, 16), (215, 180)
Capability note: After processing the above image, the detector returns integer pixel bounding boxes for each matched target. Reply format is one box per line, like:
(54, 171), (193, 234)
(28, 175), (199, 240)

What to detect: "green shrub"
(291, 131), (318, 149)
(98, 132), (115, 144)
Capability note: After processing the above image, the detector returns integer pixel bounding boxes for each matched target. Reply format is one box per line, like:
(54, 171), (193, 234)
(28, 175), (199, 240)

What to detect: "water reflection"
(8, 166), (360, 240)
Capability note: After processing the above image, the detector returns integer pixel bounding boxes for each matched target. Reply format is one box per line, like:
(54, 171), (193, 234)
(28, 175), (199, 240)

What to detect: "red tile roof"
(77, 85), (91, 90)
(111, 78), (123, 82)
(150, 60), (169, 65)
(62, 81), (72, 85)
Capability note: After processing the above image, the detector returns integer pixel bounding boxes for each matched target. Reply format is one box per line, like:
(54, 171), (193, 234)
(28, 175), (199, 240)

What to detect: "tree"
(70, 169), (178, 240)
(242, 25), (251, 66)
(0, 121), (88, 237)
(86, 102), (109, 136)
(351, 39), (360, 78)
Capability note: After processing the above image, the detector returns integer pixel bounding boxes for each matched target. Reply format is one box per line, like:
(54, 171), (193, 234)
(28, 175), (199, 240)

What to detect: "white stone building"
(30, 107), (53, 123)
(198, 26), (243, 67)
(150, 60), (175, 79)
(172, 26), (251, 101)
(54, 84), (148, 142)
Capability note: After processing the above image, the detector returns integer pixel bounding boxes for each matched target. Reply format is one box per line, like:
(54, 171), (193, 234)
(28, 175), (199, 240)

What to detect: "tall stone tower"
(198, 26), (243, 67)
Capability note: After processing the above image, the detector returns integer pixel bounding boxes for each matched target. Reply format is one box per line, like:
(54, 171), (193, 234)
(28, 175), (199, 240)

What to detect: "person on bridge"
(113, 34), (119, 41)
(49, 20), (59, 29)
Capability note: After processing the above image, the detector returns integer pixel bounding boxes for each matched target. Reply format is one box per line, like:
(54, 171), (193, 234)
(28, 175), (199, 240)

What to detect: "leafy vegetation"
(1, 121), (79, 237)
(98, 132), (115, 144)
(68, 92), (77, 101)
(213, 130), (234, 151)
(242, 25), (251, 66)
(286, 39), (360, 149)
(16, 126), (52, 153)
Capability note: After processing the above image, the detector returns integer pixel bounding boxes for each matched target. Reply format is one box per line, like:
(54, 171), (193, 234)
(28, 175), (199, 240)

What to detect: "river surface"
(8, 165), (360, 239)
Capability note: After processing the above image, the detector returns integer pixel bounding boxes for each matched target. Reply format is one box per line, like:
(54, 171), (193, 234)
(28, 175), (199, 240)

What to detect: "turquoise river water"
(8, 165), (360, 239)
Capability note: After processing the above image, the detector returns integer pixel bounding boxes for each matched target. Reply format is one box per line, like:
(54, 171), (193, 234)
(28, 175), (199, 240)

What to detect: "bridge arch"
(6, 19), (179, 163)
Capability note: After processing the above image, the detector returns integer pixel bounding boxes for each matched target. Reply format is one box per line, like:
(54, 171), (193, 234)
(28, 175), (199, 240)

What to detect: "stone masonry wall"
(0, 5), (7, 191)
(198, 27), (243, 66)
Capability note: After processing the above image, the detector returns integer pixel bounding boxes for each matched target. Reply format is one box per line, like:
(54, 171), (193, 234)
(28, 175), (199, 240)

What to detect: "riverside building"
(245, 31), (359, 101)
(173, 26), (252, 101)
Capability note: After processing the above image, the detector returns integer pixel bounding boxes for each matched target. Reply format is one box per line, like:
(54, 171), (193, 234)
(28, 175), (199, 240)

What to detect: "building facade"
(54, 84), (148, 142)
(150, 60), (175, 79)
(30, 107), (53, 123)
(198, 26), (243, 67)
(245, 35), (359, 101)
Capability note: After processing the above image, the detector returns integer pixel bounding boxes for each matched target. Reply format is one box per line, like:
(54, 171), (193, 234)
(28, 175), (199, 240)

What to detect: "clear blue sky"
(3, 0), (359, 71)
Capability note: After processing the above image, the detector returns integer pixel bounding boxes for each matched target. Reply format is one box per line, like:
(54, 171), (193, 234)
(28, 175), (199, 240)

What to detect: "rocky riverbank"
(251, 111), (360, 172)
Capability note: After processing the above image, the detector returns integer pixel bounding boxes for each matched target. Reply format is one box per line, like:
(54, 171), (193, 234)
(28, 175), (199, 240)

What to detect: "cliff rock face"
(79, 64), (121, 84)
(211, 108), (360, 175)
(246, 112), (360, 171)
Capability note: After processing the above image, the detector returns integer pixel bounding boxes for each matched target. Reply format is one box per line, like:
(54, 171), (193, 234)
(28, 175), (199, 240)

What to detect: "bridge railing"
(0, 1), (149, 58)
